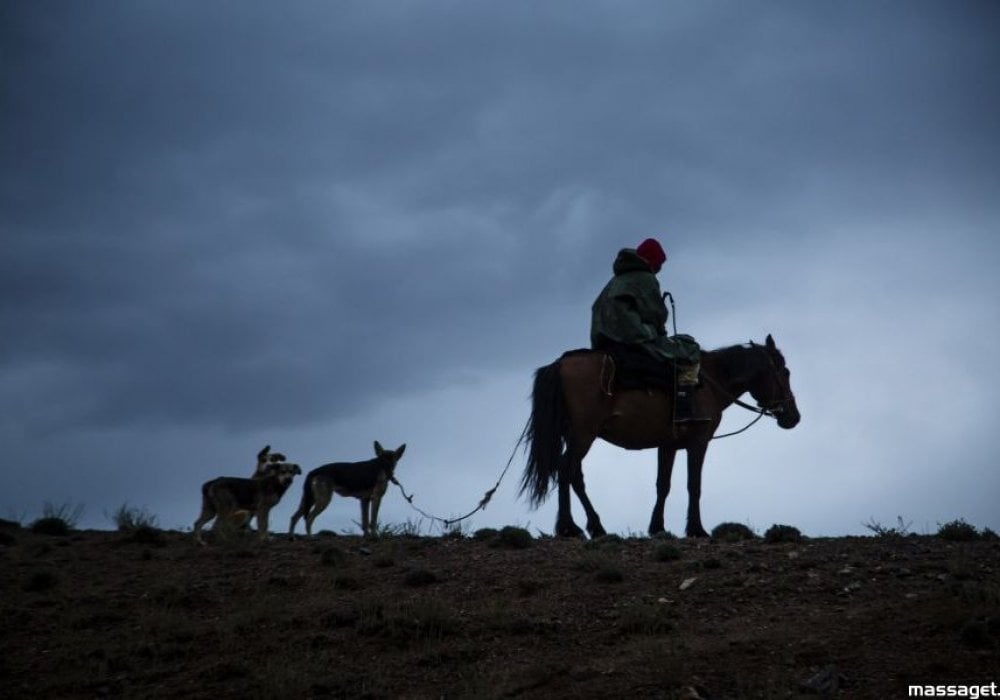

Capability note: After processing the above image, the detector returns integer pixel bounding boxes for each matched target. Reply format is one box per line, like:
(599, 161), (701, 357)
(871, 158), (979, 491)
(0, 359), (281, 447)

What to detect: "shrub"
(653, 543), (683, 562)
(711, 522), (757, 542)
(30, 502), (84, 536)
(109, 503), (158, 531)
(30, 517), (71, 537)
(493, 526), (533, 549)
(764, 524), (803, 543)
(620, 603), (675, 635)
(862, 516), (912, 538)
(585, 534), (625, 549)
(129, 525), (166, 547)
(937, 519), (980, 542)
(473, 527), (499, 541)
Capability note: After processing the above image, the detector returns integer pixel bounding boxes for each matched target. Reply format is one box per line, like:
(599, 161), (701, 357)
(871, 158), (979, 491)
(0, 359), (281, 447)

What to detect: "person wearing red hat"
(590, 237), (706, 422)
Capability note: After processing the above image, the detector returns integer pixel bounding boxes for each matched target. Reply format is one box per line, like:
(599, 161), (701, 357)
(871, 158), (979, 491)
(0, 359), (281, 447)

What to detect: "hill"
(1, 525), (998, 698)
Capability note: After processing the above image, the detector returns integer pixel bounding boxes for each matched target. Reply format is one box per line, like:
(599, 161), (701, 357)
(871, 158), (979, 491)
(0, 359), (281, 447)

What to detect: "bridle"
(742, 343), (794, 419)
(701, 342), (794, 438)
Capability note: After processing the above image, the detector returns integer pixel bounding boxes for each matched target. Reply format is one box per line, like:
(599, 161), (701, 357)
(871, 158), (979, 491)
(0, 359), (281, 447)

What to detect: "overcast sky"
(3, 2), (998, 538)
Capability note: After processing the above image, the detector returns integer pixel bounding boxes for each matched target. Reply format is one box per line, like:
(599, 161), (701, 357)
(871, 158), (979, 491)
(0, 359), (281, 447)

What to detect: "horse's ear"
(258, 445), (270, 460)
(374, 441), (384, 456)
(766, 334), (775, 349)
(395, 444), (406, 460)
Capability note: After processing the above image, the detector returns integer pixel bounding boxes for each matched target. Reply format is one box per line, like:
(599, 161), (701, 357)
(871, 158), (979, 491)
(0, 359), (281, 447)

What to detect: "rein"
(700, 344), (790, 440)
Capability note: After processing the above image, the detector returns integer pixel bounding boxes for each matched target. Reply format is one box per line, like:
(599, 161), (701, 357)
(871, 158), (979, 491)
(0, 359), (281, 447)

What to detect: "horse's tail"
(520, 360), (567, 508)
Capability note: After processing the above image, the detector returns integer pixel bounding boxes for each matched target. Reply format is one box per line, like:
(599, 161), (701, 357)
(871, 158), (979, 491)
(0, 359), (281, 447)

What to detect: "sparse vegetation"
(2, 515), (999, 698)
(619, 602), (676, 634)
(575, 552), (625, 583)
(492, 525), (533, 549)
(764, 524), (803, 543)
(863, 516), (913, 538)
(355, 597), (457, 643)
(473, 527), (499, 541)
(108, 503), (159, 531)
(937, 519), (981, 542)
(585, 533), (625, 549)
(653, 543), (683, 562)
(29, 502), (85, 536)
(711, 522), (757, 542)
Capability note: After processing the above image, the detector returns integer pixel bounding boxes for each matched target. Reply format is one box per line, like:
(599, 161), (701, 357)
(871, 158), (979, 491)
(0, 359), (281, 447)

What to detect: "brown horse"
(520, 334), (800, 538)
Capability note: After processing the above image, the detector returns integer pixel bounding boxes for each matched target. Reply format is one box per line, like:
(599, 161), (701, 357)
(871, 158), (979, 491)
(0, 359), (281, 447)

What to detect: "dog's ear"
(395, 444), (406, 461)
(374, 440), (384, 456)
(258, 445), (271, 461)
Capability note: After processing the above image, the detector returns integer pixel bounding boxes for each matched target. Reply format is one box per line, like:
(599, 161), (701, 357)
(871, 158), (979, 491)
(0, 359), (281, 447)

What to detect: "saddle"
(563, 344), (676, 393)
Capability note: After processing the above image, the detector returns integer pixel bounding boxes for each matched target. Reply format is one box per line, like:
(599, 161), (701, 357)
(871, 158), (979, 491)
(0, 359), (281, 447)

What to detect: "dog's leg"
(193, 501), (216, 546)
(370, 494), (382, 535)
(304, 485), (333, 537)
(257, 507), (270, 541)
(360, 497), (372, 537)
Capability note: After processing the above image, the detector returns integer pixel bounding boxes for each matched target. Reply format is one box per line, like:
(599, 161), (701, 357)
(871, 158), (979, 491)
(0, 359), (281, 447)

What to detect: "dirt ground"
(1, 524), (998, 699)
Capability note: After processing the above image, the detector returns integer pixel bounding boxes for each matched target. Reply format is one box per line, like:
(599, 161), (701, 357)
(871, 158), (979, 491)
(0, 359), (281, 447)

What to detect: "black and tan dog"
(193, 460), (302, 545)
(288, 441), (406, 538)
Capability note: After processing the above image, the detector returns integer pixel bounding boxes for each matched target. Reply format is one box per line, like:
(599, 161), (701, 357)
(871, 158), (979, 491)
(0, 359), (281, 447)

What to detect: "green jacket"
(590, 248), (699, 364)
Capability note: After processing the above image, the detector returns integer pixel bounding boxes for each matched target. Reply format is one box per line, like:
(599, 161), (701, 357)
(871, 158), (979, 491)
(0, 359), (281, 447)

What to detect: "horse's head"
(748, 334), (800, 429)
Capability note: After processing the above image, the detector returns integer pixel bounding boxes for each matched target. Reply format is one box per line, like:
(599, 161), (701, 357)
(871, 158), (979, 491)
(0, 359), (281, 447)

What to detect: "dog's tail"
(288, 471), (315, 536)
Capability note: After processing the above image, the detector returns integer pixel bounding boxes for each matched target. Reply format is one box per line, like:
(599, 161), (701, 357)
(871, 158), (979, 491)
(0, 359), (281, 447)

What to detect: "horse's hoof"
(588, 524), (607, 539)
(556, 521), (585, 538)
(686, 527), (709, 538)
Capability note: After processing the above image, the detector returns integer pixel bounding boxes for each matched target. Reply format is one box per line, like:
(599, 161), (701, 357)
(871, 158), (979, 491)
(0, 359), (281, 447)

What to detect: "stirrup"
(674, 387), (710, 423)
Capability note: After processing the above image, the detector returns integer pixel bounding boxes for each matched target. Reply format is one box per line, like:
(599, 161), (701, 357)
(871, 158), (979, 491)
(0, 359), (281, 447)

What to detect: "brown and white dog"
(194, 460), (302, 545)
(253, 444), (288, 477)
(288, 441), (406, 538)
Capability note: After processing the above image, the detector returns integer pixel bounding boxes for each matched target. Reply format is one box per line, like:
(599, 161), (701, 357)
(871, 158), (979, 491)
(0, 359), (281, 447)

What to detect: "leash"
(391, 422), (528, 530)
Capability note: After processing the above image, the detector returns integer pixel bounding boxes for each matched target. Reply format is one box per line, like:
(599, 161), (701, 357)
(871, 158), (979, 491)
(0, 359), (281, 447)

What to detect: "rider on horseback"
(590, 238), (708, 422)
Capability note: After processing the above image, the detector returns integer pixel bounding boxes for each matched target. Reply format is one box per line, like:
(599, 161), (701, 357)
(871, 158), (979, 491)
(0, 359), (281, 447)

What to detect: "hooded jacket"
(590, 248), (700, 364)
(590, 248), (668, 349)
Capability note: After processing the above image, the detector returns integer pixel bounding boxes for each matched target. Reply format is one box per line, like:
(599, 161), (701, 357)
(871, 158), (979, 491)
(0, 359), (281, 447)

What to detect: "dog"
(253, 444), (288, 477)
(193, 460), (302, 545)
(288, 441), (406, 538)
(220, 444), (291, 529)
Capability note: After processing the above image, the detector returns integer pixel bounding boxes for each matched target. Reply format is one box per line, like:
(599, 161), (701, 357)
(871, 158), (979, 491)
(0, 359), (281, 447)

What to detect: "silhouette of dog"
(288, 441), (406, 537)
(193, 461), (301, 545)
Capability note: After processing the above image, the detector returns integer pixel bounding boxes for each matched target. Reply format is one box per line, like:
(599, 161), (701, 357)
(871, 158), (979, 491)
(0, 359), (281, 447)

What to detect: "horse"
(519, 334), (800, 538)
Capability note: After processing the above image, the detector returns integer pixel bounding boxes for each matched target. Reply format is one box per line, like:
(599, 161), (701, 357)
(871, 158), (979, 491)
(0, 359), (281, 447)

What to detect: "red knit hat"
(636, 238), (667, 271)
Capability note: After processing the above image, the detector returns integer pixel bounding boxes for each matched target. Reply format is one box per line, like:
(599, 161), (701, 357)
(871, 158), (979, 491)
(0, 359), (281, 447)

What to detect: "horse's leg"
(568, 462), (607, 538)
(648, 446), (677, 535)
(555, 452), (585, 537)
(685, 442), (710, 538)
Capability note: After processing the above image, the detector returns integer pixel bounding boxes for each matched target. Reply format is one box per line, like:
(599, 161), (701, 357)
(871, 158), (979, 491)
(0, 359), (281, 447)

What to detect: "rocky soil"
(2, 524), (998, 698)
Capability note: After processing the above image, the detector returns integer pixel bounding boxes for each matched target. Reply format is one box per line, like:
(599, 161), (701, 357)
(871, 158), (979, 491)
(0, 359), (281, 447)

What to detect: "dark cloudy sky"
(3, 2), (998, 537)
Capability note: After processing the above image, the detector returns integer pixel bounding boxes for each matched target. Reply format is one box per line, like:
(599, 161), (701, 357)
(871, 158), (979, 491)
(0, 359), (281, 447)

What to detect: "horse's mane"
(705, 342), (772, 379)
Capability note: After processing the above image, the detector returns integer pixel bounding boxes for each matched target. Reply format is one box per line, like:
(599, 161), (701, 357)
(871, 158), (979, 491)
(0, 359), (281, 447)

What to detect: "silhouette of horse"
(520, 334), (800, 538)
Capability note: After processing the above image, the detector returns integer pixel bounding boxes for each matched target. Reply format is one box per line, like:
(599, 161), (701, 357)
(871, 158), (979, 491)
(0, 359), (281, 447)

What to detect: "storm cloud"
(2, 1), (998, 536)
